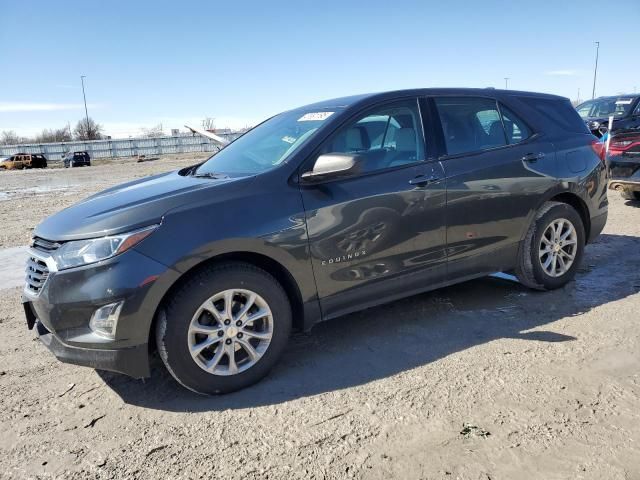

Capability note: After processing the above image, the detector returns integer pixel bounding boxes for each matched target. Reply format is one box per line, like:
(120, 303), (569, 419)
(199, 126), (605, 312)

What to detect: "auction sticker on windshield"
(298, 112), (334, 122)
(616, 99), (633, 105)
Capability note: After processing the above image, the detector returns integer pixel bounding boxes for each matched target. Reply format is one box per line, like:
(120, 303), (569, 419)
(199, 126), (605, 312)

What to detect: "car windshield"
(196, 109), (341, 176)
(576, 97), (636, 119)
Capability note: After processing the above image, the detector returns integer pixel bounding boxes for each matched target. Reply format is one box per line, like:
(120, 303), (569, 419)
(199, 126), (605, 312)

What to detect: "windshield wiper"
(192, 172), (229, 179)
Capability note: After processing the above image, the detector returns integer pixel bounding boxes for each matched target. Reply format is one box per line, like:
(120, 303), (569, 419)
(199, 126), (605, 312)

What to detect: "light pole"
(80, 75), (90, 138)
(591, 42), (599, 99)
(504, 77), (510, 89)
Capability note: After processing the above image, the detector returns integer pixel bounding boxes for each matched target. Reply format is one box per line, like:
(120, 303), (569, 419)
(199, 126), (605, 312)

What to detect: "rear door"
(427, 95), (557, 279)
(300, 97), (447, 319)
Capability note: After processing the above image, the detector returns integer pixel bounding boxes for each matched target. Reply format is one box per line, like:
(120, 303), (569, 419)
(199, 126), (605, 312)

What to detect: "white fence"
(0, 133), (239, 162)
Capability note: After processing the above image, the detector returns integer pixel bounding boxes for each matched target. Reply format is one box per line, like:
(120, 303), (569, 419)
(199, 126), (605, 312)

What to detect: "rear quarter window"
(518, 97), (589, 134)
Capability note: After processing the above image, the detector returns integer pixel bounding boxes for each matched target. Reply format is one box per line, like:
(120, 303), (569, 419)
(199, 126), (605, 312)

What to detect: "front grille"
(32, 237), (61, 253)
(25, 256), (50, 295)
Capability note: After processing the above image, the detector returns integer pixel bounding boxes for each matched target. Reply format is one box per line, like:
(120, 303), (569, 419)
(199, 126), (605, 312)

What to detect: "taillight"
(590, 139), (606, 162)
(609, 137), (640, 152)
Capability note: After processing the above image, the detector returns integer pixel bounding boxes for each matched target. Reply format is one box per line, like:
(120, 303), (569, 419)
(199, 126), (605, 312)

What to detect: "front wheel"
(156, 262), (292, 394)
(516, 201), (585, 290)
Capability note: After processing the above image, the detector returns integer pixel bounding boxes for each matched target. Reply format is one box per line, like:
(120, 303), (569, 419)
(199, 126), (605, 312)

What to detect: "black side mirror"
(301, 153), (362, 183)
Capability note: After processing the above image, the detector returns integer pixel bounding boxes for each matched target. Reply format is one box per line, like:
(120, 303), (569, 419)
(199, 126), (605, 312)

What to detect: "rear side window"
(518, 96), (589, 134)
(434, 97), (507, 155)
(500, 105), (531, 143)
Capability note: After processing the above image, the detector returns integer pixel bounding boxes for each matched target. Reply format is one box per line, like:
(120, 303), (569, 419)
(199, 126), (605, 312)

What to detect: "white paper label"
(615, 99), (633, 105)
(298, 112), (334, 122)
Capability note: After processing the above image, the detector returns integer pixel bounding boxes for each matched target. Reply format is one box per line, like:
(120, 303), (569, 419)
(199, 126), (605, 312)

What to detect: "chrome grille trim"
(31, 237), (62, 253)
(24, 248), (58, 297)
(25, 256), (49, 295)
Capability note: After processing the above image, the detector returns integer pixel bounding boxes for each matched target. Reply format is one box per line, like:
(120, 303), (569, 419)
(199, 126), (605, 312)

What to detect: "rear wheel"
(156, 262), (292, 394)
(516, 201), (585, 290)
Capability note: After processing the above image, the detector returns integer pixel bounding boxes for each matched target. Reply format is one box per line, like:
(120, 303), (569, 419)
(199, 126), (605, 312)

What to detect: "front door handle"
(409, 174), (441, 187)
(522, 152), (545, 163)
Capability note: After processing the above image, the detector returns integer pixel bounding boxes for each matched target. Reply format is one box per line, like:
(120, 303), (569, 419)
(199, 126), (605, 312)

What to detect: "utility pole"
(504, 77), (509, 89)
(80, 75), (90, 138)
(577, 88), (581, 104)
(591, 42), (599, 99)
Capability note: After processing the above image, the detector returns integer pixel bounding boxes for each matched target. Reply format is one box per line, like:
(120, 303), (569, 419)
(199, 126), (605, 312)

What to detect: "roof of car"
(298, 88), (567, 111)
(590, 94), (640, 100)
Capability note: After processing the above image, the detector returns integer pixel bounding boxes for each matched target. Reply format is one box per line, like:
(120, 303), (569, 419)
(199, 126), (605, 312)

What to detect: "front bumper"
(609, 178), (640, 192)
(608, 155), (640, 191)
(31, 316), (150, 378)
(22, 247), (177, 379)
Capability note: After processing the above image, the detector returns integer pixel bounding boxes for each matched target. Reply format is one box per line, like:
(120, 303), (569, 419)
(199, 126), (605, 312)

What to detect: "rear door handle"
(522, 152), (545, 163)
(409, 174), (441, 187)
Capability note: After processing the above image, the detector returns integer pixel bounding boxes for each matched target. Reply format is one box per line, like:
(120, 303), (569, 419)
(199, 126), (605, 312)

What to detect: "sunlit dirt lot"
(1, 155), (639, 479)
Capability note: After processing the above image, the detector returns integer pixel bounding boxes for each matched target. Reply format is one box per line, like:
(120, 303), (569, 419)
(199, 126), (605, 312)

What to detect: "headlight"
(51, 225), (158, 270)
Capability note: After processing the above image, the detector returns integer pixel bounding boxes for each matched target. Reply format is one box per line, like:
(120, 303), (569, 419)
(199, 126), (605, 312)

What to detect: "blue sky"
(1, 0), (638, 138)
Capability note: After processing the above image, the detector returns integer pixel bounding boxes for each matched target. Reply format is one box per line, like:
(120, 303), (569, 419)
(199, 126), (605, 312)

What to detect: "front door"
(300, 98), (447, 319)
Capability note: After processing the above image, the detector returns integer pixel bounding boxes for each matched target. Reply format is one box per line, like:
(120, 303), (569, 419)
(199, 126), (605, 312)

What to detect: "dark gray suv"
(23, 89), (608, 394)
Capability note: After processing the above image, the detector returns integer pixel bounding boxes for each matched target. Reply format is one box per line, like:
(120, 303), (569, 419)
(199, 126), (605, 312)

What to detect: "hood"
(584, 116), (624, 125)
(34, 169), (251, 242)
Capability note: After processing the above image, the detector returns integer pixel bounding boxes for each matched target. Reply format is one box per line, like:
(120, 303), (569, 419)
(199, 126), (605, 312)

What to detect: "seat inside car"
(486, 121), (506, 147)
(388, 127), (418, 167)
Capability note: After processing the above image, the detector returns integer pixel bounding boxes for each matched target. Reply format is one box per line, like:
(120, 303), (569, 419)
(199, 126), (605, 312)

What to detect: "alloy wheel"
(538, 218), (577, 277)
(187, 289), (273, 376)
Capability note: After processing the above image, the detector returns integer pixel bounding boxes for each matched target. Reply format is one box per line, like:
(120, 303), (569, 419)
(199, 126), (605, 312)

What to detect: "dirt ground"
(1, 156), (639, 479)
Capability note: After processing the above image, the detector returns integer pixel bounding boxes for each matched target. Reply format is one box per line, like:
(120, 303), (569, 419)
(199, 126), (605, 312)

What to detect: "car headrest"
(346, 126), (369, 151)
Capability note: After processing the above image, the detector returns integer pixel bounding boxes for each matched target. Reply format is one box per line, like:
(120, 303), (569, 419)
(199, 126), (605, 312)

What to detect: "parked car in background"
(24, 88), (608, 394)
(25, 153), (47, 168)
(62, 151), (91, 168)
(608, 131), (640, 201)
(0, 153), (47, 170)
(0, 156), (21, 170)
(576, 94), (640, 137)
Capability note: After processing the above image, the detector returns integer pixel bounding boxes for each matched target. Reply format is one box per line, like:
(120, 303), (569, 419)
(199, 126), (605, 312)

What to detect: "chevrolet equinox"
(23, 89), (608, 394)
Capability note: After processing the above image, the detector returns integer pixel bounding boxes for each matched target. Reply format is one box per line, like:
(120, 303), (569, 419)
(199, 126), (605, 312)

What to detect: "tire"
(515, 201), (585, 290)
(620, 189), (640, 201)
(156, 262), (292, 394)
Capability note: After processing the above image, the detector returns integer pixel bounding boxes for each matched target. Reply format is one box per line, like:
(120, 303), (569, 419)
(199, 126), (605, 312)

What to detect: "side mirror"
(301, 153), (362, 182)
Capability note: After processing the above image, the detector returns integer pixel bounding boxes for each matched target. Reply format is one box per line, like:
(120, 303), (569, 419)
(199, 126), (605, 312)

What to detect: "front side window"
(317, 98), (424, 173)
(435, 97), (507, 155)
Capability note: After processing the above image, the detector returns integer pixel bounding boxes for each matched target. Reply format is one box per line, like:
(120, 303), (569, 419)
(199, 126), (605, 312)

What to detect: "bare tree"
(140, 123), (165, 138)
(201, 117), (216, 131)
(0, 130), (30, 146)
(73, 117), (104, 140)
(35, 126), (73, 143)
